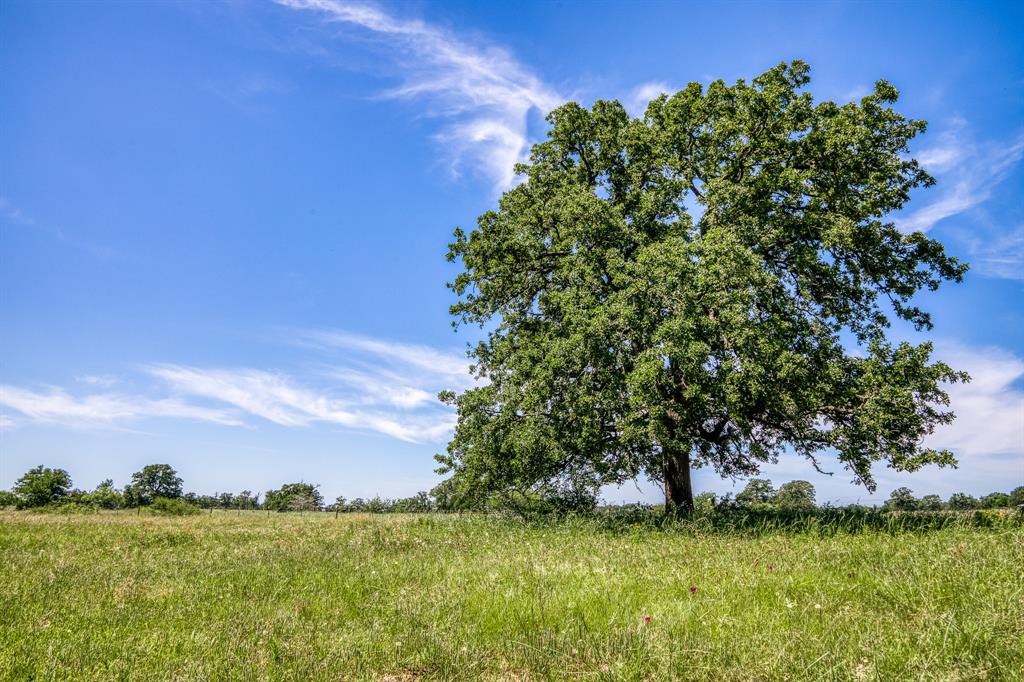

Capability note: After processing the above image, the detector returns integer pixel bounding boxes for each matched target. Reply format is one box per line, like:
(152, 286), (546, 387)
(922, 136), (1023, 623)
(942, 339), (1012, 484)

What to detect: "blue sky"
(1, 0), (1022, 505)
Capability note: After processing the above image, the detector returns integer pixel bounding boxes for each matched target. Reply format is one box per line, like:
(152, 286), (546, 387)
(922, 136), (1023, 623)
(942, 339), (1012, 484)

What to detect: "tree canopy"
(884, 486), (919, 512)
(774, 481), (817, 511)
(264, 483), (323, 512)
(13, 465), (72, 509)
(438, 61), (968, 513)
(126, 464), (183, 506)
(736, 478), (775, 507)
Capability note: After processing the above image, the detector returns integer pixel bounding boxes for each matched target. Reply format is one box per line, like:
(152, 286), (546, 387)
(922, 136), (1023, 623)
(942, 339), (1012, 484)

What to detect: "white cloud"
(915, 144), (963, 173)
(330, 367), (435, 408)
(610, 341), (1024, 505)
(275, 0), (563, 191)
(148, 366), (339, 427)
(0, 195), (118, 259)
(149, 364), (453, 442)
(293, 328), (474, 387)
(926, 343), (1024, 459)
(204, 74), (292, 112)
(893, 119), (1024, 281)
(1, 330), (470, 443)
(897, 121), (1024, 233)
(0, 196), (34, 225)
(624, 81), (671, 118)
(75, 374), (119, 388)
(840, 84), (871, 103)
(0, 386), (243, 428)
(958, 224), (1024, 282)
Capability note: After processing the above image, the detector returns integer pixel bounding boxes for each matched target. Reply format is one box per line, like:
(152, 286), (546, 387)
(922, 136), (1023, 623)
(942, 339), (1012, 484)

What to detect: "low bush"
(147, 497), (201, 516)
(584, 504), (1022, 536)
(38, 501), (100, 515)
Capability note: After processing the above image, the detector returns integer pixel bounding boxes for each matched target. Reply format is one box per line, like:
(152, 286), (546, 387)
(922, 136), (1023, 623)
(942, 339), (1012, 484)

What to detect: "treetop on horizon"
(437, 60), (969, 513)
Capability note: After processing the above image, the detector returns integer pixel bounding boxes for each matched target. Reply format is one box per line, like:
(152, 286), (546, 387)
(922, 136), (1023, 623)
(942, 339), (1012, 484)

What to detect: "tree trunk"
(663, 447), (694, 515)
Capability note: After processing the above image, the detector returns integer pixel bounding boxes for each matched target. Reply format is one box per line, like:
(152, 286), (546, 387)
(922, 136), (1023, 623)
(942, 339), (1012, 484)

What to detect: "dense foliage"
(12, 465), (72, 509)
(1, 464), (1019, 519)
(264, 482), (324, 512)
(124, 464), (184, 506)
(148, 497), (201, 516)
(439, 61), (968, 513)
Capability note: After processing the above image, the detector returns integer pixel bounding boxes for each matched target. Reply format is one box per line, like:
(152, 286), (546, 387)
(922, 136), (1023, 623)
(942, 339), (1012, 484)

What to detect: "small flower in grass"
(814, 603), (822, 610)
(785, 600), (795, 609)
(644, 614), (652, 624)
(689, 586), (698, 594)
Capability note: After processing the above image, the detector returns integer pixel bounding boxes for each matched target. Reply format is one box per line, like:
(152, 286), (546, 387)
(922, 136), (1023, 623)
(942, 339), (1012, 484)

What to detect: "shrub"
(264, 482), (323, 512)
(972, 509), (1002, 528)
(43, 501), (100, 515)
(83, 479), (124, 509)
(148, 497), (201, 516)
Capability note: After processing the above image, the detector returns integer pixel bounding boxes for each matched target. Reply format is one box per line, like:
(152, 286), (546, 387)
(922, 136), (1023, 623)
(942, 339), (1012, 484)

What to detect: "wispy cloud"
(897, 120), (1024, 233)
(148, 366), (337, 428)
(204, 74), (292, 113)
(959, 224), (1024, 282)
(330, 367), (435, 408)
(275, 0), (563, 191)
(0, 196), (118, 259)
(0, 330), (470, 443)
(839, 84), (871, 103)
(292, 328), (474, 389)
(149, 364), (454, 442)
(0, 196), (33, 225)
(75, 374), (120, 388)
(0, 386), (243, 428)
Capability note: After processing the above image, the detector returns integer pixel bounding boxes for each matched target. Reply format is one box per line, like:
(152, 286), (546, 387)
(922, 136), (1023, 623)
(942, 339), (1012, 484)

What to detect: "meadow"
(1, 510), (1021, 681)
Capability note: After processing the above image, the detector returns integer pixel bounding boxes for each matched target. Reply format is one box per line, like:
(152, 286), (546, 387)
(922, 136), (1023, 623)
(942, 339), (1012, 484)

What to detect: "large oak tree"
(438, 62), (968, 513)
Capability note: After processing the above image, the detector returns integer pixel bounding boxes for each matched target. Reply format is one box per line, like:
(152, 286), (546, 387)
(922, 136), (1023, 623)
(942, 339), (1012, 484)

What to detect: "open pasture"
(1, 511), (1021, 681)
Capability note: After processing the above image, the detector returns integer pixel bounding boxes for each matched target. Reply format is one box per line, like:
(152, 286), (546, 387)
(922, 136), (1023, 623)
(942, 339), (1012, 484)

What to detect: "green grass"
(1, 511), (1021, 681)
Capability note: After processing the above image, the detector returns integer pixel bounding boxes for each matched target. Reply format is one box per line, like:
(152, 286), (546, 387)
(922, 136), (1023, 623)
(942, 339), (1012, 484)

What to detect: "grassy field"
(1, 511), (1021, 681)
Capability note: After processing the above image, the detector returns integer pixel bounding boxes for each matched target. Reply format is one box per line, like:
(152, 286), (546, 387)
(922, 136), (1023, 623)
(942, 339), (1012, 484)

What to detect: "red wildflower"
(644, 615), (652, 624)
(689, 586), (698, 594)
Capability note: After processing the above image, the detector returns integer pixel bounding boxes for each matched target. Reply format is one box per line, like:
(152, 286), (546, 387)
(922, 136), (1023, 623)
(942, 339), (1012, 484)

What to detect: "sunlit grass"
(1, 511), (1021, 680)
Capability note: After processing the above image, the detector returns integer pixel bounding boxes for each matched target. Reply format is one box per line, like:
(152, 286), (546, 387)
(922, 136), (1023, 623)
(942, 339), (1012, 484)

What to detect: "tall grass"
(588, 504), (1022, 536)
(1, 511), (1021, 680)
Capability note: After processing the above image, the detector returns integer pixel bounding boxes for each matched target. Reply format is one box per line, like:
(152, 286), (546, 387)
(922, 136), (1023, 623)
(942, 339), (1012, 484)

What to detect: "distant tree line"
(0, 464), (437, 514)
(331, 491), (435, 513)
(707, 479), (1023, 513)
(0, 464), (1021, 516)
